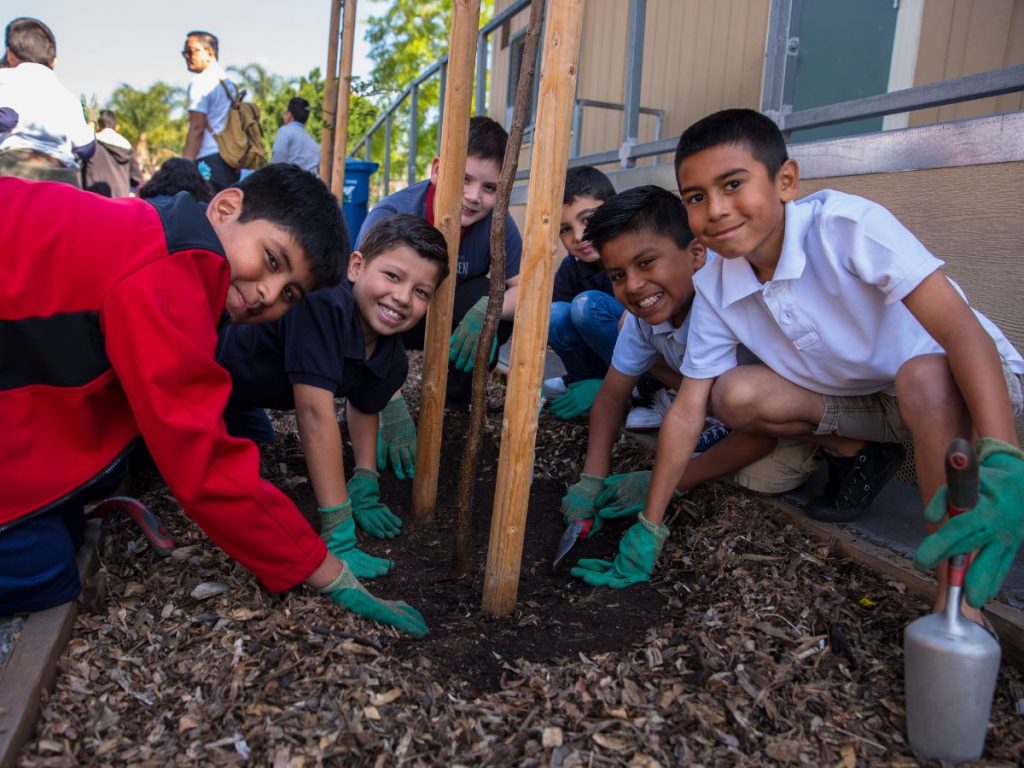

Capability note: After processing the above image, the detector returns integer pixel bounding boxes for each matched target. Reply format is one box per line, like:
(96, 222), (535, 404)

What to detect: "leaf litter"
(16, 357), (1024, 766)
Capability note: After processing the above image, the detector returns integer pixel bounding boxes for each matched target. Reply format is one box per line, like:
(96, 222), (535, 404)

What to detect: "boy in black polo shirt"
(217, 214), (449, 578)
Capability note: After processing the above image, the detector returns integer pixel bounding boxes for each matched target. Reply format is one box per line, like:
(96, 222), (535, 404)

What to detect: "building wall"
(491, 0), (1023, 159)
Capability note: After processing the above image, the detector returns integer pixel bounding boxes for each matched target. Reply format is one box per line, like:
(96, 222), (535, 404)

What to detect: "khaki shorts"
(814, 362), (1024, 443)
(731, 439), (820, 495)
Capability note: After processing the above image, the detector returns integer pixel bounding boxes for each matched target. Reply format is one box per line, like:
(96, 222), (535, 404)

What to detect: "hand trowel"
(904, 438), (1001, 764)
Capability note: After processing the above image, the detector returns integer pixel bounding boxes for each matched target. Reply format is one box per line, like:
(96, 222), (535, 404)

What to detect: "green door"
(790, 0), (899, 143)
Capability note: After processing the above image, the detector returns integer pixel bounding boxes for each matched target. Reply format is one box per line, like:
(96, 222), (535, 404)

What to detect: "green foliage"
(107, 82), (187, 169)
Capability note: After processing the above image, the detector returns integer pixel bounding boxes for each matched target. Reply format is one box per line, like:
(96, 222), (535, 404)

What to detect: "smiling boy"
(217, 214), (449, 584)
(563, 187), (818, 581)
(595, 109), (1024, 618)
(354, 116), (523, 478)
(0, 168), (429, 638)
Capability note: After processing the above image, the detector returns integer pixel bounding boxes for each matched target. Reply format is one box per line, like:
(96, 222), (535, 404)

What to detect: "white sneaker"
(542, 376), (569, 398)
(625, 388), (674, 432)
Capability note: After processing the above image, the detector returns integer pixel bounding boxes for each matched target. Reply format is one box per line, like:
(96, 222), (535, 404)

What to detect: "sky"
(5, 0), (388, 105)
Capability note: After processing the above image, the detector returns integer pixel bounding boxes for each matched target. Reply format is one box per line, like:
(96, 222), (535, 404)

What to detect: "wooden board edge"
(0, 520), (102, 768)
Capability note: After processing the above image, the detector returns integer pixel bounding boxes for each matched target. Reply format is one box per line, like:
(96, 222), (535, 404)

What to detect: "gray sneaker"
(625, 388), (674, 432)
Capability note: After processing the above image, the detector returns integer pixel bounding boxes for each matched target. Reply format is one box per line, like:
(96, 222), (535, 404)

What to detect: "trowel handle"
(944, 438), (979, 587)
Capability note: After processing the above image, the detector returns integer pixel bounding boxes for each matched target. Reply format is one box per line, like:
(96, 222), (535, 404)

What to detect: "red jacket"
(0, 178), (326, 591)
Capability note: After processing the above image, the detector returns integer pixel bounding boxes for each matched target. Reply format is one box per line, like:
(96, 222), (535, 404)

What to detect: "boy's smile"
(207, 189), (314, 323)
(676, 142), (798, 282)
(559, 195), (604, 263)
(348, 245), (442, 346)
(600, 231), (706, 328)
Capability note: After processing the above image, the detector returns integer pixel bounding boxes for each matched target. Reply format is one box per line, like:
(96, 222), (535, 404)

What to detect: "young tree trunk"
(319, 0), (342, 185)
(330, 0), (358, 200)
(451, 0), (546, 578)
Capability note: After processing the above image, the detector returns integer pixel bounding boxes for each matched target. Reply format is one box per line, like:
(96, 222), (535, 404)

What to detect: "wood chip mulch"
(16, 362), (1024, 766)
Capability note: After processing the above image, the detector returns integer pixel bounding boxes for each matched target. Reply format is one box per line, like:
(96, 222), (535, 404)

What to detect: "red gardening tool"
(552, 517), (593, 572)
(88, 496), (175, 557)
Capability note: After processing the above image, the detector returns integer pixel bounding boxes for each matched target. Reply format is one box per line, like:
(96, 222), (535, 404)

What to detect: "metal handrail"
(570, 98), (665, 159)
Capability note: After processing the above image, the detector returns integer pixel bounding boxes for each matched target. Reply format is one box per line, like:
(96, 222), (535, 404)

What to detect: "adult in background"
(82, 109), (143, 197)
(0, 17), (94, 186)
(271, 96), (320, 175)
(181, 29), (238, 191)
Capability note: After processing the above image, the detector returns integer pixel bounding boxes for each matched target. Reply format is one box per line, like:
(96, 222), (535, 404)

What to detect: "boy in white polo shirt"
(575, 108), (1024, 623)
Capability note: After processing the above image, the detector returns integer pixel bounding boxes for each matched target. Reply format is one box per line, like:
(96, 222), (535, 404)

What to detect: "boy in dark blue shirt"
(356, 116), (523, 477)
(218, 213), (449, 580)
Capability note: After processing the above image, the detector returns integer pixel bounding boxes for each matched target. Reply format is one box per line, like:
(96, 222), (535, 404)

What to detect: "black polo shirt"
(552, 254), (614, 303)
(216, 281), (407, 414)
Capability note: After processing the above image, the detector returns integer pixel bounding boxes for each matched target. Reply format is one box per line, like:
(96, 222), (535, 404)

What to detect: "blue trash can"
(341, 158), (380, 240)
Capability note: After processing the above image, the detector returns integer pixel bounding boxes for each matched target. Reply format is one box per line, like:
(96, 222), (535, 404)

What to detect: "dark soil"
(275, 409), (666, 695)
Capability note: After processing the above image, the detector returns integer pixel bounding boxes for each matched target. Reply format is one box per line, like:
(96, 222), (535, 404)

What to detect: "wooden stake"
(412, 0), (481, 521)
(330, 0), (358, 201)
(318, 0), (342, 185)
(482, 0), (585, 616)
(452, 0), (545, 578)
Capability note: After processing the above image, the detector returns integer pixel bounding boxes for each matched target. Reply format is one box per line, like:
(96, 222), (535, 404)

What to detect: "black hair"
(97, 109), (117, 129)
(563, 165), (615, 205)
(138, 158), (214, 203)
(466, 115), (508, 167)
(235, 163), (347, 289)
(358, 213), (450, 286)
(287, 97), (310, 124)
(584, 185), (694, 252)
(185, 30), (219, 58)
(674, 108), (788, 179)
(5, 17), (56, 66)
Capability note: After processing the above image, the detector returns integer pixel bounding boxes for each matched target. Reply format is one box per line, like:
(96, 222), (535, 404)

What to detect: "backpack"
(214, 80), (266, 170)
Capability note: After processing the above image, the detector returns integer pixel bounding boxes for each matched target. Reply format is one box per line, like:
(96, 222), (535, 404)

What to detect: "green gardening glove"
(348, 467), (403, 539)
(571, 513), (669, 589)
(915, 438), (1024, 607)
(319, 561), (428, 638)
(449, 296), (498, 373)
(561, 473), (605, 529)
(595, 471), (650, 520)
(319, 499), (393, 579)
(548, 379), (602, 420)
(377, 396), (416, 479)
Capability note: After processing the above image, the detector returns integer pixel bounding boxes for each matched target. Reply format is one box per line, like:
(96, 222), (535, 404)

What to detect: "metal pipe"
(620, 0), (646, 167)
(383, 112), (392, 192)
(409, 86), (419, 185)
(476, 32), (488, 115)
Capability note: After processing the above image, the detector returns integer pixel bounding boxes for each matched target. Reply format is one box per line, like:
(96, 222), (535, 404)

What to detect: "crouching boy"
(217, 213), (449, 578)
(0, 167), (427, 637)
(613, 109), (1023, 622)
(562, 186), (818, 582)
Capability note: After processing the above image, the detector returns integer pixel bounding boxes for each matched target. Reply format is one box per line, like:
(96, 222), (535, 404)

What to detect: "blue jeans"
(0, 457), (128, 615)
(548, 290), (624, 382)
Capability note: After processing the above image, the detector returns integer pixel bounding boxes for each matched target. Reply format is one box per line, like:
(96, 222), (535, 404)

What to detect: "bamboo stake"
(452, 0), (545, 578)
(330, 0), (358, 201)
(482, 0), (585, 616)
(412, 0), (481, 521)
(318, 0), (342, 185)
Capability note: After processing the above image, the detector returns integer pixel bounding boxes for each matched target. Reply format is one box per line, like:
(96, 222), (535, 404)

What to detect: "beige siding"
(492, 0), (769, 167)
(911, 0), (1024, 124)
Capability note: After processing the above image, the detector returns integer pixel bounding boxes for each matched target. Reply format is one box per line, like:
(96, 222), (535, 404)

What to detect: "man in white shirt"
(0, 17), (95, 186)
(181, 30), (238, 191)
(271, 97), (321, 175)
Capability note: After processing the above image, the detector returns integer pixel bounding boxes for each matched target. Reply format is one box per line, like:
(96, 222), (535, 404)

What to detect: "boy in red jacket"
(0, 166), (427, 637)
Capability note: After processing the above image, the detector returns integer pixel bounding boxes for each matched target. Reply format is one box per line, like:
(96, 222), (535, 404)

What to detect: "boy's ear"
(429, 157), (441, 186)
(206, 187), (244, 225)
(776, 158), (800, 203)
(347, 250), (366, 282)
(687, 239), (707, 271)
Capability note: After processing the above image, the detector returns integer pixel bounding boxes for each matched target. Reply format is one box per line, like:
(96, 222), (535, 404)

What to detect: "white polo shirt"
(682, 190), (1024, 396)
(187, 61), (234, 159)
(612, 312), (690, 376)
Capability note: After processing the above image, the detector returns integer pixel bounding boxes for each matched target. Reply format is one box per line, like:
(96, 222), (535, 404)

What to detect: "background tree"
(108, 82), (186, 171)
